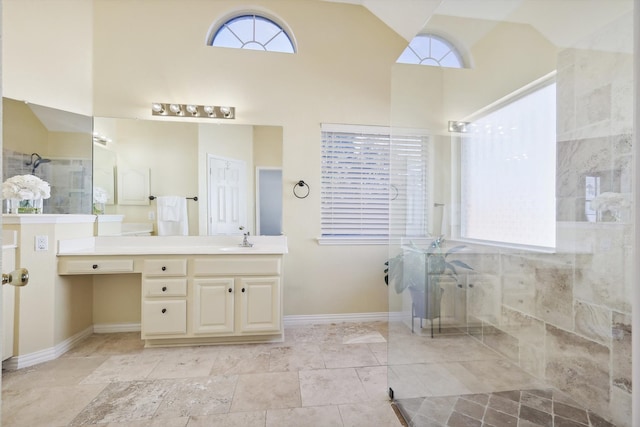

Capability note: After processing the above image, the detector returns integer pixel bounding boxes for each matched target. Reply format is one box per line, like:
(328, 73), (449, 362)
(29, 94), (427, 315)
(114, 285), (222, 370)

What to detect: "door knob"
(2, 268), (29, 287)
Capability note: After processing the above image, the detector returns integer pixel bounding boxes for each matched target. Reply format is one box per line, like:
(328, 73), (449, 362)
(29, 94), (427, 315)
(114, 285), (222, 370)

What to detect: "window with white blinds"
(321, 124), (430, 241)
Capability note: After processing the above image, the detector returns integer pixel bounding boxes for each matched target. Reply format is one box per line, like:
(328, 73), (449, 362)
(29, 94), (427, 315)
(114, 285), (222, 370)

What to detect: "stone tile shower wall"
(3, 149), (92, 214)
(465, 14), (633, 427)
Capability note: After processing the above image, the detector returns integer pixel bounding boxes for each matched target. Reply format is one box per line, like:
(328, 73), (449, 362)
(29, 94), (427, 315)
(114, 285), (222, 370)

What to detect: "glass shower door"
(388, 1), (635, 426)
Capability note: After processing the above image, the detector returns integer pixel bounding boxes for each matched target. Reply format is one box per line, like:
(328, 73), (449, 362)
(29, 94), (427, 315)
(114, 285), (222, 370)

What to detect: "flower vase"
(17, 199), (43, 214)
(93, 202), (105, 215)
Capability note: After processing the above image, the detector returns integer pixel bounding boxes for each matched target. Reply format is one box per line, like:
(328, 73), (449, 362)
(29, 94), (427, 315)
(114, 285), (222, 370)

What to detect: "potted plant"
(385, 236), (472, 336)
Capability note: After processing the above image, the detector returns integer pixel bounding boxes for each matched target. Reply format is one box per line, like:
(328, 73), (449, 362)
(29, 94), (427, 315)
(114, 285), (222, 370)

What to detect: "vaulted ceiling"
(324, 0), (633, 48)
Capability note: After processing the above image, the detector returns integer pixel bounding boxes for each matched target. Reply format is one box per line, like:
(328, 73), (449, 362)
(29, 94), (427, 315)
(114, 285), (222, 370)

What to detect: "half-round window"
(397, 34), (464, 68)
(210, 14), (295, 53)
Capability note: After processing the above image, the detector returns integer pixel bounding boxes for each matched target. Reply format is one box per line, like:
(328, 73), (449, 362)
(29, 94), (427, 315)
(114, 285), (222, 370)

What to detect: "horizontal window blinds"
(321, 125), (429, 238)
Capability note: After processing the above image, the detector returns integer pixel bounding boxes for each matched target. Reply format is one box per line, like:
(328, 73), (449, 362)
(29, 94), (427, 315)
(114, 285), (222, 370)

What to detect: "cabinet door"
(142, 300), (187, 336)
(239, 277), (281, 333)
(193, 278), (234, 334)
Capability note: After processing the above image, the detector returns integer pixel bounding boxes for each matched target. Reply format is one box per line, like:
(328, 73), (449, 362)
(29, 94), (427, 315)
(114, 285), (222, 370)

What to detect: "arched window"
(210, 14), (295, 53)
(397, 34), (464, 68)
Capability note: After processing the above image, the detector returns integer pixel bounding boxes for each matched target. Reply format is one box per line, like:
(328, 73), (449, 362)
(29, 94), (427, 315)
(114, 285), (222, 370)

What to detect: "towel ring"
(293, 180), (310, 199)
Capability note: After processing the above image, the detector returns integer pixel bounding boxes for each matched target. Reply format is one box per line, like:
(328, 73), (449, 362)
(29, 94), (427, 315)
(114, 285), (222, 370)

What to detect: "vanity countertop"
(57, 235), (288, 256)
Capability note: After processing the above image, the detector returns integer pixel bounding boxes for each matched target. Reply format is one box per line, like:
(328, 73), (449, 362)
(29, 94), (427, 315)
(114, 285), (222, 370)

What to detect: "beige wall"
(2, 0), (94, 115)
(3, 99), (47, 155)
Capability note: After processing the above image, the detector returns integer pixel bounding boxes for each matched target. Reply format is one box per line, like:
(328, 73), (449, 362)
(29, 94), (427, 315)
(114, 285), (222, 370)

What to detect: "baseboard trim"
(284, 311), (404, 326)
(3, 326), (94, 370)
(93, 323), (141, 333)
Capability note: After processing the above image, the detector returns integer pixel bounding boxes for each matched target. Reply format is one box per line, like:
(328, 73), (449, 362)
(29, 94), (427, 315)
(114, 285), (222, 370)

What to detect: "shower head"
(26, 153), (51, 174)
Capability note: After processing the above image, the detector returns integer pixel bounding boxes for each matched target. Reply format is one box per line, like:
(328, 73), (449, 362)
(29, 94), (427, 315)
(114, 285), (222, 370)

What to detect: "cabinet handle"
(242, 288), (245, 293)
(161, 308), (167, 314)
(457, 284), (463, 288)
(161, 266), (167, 271)
(162, 286), (167, 292)
(228, 288), (232, 293)
(92, 264), (98, 269)
(468, 283), (474, 288)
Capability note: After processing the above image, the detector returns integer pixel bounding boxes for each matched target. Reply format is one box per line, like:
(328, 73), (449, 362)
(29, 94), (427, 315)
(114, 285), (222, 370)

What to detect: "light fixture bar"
(448, 120), (470, 133)
(151, 103), (235, 119)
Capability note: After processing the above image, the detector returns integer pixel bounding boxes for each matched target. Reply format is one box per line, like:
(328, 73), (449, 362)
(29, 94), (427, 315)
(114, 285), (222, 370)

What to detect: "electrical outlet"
(35, 235), (48, 251)
(148, 211), (155, 220)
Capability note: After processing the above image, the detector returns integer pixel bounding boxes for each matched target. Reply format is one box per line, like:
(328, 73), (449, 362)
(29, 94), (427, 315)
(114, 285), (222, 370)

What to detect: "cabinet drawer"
(142, 300), (187, 335)
(144, 278), (187, 297)
(59, 259), (134, 275)
(193, 257), (281, 276)
(143, 259), (187, 276)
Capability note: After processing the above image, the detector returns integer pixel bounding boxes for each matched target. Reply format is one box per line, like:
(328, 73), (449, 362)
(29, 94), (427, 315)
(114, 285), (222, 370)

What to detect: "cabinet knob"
(457, 284), (463, 288)
(468, 283), (474, 288)
(242, 288), (245, 293)
(161, 308), (167, 314)
(92, 264), (98, 269)
(162, 286), (167, 292)
(228, 288), (232, 293)
(161, 266), (167, 271)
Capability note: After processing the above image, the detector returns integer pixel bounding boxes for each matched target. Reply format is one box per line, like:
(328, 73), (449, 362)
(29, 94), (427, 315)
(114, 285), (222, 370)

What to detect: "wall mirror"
(92, 117), (283, 236)
(2, 97), (93, 214)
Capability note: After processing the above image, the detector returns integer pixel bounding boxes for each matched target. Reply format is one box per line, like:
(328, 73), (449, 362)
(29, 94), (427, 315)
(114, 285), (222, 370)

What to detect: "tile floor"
(2, 322), (402, 427)
(1, 321), (615, 427)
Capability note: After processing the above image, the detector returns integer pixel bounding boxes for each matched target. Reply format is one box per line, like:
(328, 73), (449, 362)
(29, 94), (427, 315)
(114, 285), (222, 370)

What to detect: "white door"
(208, 156), (247, 235)
(193, 278), (235, 334)
(239, 277), (281, 333)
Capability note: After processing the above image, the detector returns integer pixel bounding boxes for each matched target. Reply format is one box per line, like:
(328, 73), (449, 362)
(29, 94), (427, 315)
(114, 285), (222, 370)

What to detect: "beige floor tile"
(321, 343), (381, 368)
(63, 333), (145, 357)
(147, 352), (217, 379)
(268, 344), (325, 371)
(457, 359), (545, 392)
(104, 417), (189, 426)
(209, 345), (271, 375)
(266, 406), (343, 427)
(389, 363), (474, 399)
(153, 375), (238, 418)
(339, 402), (404, 427)
(2, 356), (107, 391)
(368, 342), (388, 365)
(343, 331), (387, 344)
(356, 365), (390, 401)
(186, 411), (266, 427)
(299, 368), (369, 406)
(230, 371), (301, 412)
(80, 353), (164, 384)
(70, 380), (176, 425)
(2, 384), (106, 427)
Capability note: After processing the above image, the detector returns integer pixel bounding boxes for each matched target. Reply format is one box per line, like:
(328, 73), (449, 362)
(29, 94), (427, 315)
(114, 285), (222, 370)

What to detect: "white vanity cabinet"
(57, 236), (287, 347)
(141, 258), (188, 338)
(191, 256), (282, 339)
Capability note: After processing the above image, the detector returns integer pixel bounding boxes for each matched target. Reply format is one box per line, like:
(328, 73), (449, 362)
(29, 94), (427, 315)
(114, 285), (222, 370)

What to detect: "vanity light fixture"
(151, 103), (235, 120)
(448, 120), (470, 133)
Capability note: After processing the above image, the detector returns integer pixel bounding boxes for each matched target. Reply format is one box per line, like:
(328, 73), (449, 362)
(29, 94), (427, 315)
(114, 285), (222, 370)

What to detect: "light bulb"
(186, 105), (198, 116)
(169, 104), (182, 114)
(220, 106), (232, 118)
(151, 103), (165, 113)
(203, 105), (215, 117)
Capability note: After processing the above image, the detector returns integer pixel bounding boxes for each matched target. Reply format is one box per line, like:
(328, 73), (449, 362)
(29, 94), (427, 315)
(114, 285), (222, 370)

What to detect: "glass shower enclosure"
(388, 1), (636, 426)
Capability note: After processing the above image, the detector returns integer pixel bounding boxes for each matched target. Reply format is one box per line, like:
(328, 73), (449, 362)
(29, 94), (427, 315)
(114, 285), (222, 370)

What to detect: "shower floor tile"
(394, 389), (616, 427)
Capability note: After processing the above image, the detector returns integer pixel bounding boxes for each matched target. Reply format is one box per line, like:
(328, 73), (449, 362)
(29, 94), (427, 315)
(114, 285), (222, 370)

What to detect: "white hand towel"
(156, 196), (189, 236)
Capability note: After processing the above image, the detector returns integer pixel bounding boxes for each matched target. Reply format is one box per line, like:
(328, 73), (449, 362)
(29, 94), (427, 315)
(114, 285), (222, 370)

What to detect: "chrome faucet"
(239, 226), (253, 247)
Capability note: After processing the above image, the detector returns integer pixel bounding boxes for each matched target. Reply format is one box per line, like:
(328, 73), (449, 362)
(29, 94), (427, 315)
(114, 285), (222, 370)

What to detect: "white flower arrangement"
(93, 186), (109, 204)
(2, 174), (51, 200)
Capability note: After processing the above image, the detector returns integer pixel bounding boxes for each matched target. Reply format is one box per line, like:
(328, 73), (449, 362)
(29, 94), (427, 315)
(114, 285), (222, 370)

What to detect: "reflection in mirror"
(92, 117), (282, 236)
(2, 98), (93, 214)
